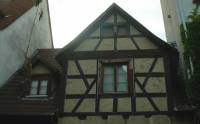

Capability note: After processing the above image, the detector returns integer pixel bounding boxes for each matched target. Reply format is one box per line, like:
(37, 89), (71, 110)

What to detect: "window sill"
(22, 95), (49, 101)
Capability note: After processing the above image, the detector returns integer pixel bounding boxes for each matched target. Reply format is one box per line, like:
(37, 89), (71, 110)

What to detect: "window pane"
(104, 66), (114, 74)
(104, 83), (114, 92)
(104, 75), (114, 82)
(30, 81), (38, 95)
(103, 66), (114, 92)
(31, 81), (38, 88)
(117, 65), (128, 92)
(117, 83), (127, 92)
(40, 80), (48, 87)
(39, 80), (48, 95)
(118, 73), (127, 82)
(117, 65), (127, 74)
(30, 88), (37, 95)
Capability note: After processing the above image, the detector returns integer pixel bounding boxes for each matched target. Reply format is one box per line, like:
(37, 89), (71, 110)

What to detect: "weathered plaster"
(97, 39), (114, 51)
(130, 25), (142, 35)
(75, 39), (99, 51)
(134, 37), (158, 49)
(99, 98), (113, 112)
(0, 0), (53, 86)
(117, 38), (137, 50)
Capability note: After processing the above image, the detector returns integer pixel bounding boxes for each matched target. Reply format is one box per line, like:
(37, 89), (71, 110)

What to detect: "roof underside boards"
(0, 49), (61, 115)
(34, 49), (62, 72)
(0, 0), (36, 30)
(56, 3), (178, 60)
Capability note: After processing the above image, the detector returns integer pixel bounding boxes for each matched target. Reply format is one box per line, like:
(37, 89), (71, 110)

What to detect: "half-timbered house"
(0, 49), (61, 124)
(56, 3), (194, 124)
(0, 3), (195, 124)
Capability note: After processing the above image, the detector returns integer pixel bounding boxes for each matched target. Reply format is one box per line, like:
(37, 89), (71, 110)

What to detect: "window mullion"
(37, 80), (41, 95)
(114, 65), (117, 92)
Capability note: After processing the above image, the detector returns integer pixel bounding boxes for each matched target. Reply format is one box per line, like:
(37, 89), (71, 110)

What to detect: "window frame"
(100, 61), (131, 94)
(27, 74), (50, 97)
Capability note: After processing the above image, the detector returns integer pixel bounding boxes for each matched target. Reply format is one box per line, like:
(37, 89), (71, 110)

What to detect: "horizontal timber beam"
(65, 93), (166, 99)
(63, 50), (165, 60)
(88, 34), (144, 39)
(68, 74), (96, 79)
(61, 111), (170, 117)
(135, 72), (165, 77)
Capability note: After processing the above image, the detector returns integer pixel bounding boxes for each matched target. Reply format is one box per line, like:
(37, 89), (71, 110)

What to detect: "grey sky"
(48, 0), (166, 48)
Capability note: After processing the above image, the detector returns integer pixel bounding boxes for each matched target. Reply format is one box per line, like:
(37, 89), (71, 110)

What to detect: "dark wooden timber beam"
(65, 93), (167, 99)
(72, 79), (96, 113)
(68, 74), (96, 79)
(88, 34), (144, 39)
(75, 60), (90, 89)
(63, 50), (164, 60)
(94, 39), (103, 51)
(61, 111), (170, 117)
(130, 37), (140, 50)
(135, 72), (165, 77)
(135, 78), (160, 112)
(142, 58), (158, 87)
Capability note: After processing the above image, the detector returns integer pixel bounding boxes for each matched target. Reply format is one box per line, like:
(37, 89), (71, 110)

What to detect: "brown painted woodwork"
(142, 58), (158, 87)
(130, 37), (140, 50)
(135, 78), (160, 112)
(71, 79), (96, 112)
(63, 50), (164, 60)
(99, 61), (130, 94)
(75, 60), (90, 89)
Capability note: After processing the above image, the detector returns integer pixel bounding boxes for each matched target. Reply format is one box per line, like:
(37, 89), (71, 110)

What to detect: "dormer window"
(30, 80), (48, 96)
(101, 23), (129, 37)
(26, 75), (50, 97)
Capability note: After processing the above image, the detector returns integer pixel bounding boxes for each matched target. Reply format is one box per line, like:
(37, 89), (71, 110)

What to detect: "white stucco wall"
(0, 0), (53, 86)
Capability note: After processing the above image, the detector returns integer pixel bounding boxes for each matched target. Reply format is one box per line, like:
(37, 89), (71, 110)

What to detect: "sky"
(48, 0), (166, 48)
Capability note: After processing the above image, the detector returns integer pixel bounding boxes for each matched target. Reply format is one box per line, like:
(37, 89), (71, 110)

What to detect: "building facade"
(0, 0), (53, 86)
(56, 3), (193, 124)
(0, 3), (195, 124)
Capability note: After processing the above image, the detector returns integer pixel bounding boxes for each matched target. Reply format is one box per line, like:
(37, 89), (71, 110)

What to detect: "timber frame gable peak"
(56, 3), (178, 61)
(55, 3), (185, 118)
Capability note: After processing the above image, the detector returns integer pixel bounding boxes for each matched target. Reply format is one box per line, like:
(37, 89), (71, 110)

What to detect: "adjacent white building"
(160, 0), (199, 75)
(0, 0), (53, 86)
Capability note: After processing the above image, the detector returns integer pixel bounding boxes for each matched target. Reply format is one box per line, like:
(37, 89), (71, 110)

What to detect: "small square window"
(29, 80), (48, 96)
(101, 62), (129, 93)
(27, 75), (49, 97)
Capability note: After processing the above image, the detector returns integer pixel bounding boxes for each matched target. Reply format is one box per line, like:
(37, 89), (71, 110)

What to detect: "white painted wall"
(160, 0), (197, 43)
(160, 0), (198, 75)
(0, 0), (53, 86)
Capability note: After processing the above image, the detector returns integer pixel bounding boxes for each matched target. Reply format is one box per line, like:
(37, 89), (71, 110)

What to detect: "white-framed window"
(30, 80), (48, 96)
